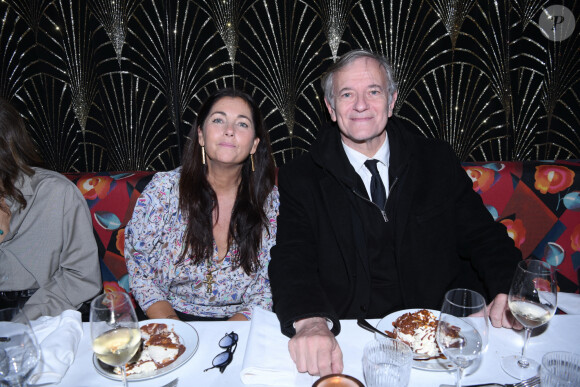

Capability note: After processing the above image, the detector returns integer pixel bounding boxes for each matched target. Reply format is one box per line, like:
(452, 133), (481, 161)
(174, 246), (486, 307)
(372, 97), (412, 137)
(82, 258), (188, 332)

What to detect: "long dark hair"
(0, 98), (43, 209)
(178, 88), (275, 274)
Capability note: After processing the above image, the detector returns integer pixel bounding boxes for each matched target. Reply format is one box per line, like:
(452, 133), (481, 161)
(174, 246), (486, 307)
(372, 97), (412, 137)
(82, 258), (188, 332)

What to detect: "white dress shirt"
(342, 134), (390, 200)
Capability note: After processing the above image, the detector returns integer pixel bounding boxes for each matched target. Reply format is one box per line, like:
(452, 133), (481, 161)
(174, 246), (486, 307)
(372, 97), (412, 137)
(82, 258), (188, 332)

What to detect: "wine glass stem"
(121, 365), (128, 387)
(455, 366), (465, 387)
(518, 327), (532, 368)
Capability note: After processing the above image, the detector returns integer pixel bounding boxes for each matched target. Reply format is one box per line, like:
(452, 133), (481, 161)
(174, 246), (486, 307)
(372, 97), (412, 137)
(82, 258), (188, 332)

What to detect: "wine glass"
(90, 292), (141, 387)
(501, 258), (557, 379)
(436, 289), (489, 387)
(0, 307), (42, 387)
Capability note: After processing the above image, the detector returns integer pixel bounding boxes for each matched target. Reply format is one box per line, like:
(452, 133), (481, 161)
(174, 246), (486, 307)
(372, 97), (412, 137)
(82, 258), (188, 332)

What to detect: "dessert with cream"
(115, 323), (186, 376)
(390, 309), (441, 358)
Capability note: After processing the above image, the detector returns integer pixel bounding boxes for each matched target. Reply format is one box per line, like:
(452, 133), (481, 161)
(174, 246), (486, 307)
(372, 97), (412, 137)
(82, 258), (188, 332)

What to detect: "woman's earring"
(250, 154), (255, 172)
(201, 146), (206, 165)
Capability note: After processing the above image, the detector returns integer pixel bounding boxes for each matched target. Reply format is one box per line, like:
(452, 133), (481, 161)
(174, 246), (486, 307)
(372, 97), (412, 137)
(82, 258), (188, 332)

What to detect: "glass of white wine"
(436, 289), (489, 387)
(501, 258), (557, 379)
(90, 292), (141, 387)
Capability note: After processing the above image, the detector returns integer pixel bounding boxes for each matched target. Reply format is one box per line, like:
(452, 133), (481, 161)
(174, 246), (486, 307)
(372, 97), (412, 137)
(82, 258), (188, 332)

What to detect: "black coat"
(269, 118), (521, 337)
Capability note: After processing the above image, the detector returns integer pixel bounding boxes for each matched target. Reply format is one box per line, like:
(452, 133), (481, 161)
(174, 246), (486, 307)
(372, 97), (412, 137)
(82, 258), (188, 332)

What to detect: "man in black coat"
(268, 49), (522, 376)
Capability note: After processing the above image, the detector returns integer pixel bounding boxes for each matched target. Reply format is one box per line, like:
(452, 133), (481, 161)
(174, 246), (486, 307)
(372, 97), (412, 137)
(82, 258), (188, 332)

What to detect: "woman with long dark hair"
(0, 97), (101, 319)
(125, 88), (278, 320)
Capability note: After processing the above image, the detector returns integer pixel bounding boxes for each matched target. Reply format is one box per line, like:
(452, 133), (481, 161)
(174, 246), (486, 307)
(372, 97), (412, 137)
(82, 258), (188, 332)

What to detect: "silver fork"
(511, 375), (540, 387)
(439, 375), (540, 387)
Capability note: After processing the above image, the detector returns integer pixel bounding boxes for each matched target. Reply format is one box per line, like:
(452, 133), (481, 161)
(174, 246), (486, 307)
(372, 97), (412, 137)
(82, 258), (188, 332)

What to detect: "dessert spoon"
(356, 318), (393, 340)
(356, 318), (431, 360)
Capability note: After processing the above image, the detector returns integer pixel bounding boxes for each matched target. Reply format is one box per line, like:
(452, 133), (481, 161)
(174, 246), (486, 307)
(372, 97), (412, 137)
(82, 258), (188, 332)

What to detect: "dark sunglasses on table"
(204, 331), (238, 373)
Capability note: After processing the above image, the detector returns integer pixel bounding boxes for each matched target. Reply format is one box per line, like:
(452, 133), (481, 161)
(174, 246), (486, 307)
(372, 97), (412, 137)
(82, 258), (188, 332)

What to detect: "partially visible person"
(268, 49), (522, 376)
(0, 97), (102, 320)
(125, 88), (278, 321)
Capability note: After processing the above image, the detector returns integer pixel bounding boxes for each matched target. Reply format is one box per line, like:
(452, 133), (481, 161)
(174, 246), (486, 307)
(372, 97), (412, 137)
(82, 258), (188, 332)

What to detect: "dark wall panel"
(1, 0), (578, 172)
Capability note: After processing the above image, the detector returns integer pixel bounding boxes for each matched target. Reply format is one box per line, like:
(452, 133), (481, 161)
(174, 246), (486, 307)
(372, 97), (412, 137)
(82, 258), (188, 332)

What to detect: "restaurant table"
(55, 314), (580, 387)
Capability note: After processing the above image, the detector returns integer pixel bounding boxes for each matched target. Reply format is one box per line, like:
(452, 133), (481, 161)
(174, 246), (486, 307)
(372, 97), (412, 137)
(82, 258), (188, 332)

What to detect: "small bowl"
(312, 374), (364, 387)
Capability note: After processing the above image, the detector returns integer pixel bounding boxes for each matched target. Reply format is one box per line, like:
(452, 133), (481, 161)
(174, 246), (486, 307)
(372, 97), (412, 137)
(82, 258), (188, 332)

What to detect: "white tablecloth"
(56, 314), (580, 386)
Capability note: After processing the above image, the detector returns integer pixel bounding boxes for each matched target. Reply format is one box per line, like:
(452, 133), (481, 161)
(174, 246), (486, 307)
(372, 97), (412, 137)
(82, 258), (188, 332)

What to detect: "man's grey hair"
(321, 49), (398, 109)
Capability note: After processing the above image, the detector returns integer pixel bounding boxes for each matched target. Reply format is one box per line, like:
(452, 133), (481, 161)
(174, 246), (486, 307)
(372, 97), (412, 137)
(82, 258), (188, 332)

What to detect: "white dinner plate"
(376, 309), (457, 372)
(93, 319), (199, 381)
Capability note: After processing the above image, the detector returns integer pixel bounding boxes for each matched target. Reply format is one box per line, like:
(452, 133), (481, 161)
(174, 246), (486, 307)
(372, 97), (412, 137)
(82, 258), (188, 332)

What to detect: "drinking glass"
(501, 259), (557, 379)
(541, 351), (580, 387)
(90, 292), (140, 387)
(436, 289), (489, 387)
(362, 337), (413, 387)
(0, 307), (41, 387)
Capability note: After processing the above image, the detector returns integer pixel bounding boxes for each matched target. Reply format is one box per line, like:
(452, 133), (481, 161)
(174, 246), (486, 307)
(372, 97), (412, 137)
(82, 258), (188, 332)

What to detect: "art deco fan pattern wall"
(0, 0), (578, 172)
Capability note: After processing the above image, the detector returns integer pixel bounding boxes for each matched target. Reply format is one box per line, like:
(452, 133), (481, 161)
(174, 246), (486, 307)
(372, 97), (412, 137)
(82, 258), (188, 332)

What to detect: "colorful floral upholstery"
(463, 161), (580, 293)
(63, 160), (580, 308)
(64, 172), (155, 310)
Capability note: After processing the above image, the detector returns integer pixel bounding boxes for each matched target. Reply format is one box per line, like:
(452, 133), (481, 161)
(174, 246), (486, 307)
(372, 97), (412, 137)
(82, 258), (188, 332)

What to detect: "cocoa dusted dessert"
(389, 309), (441, 358)
(115, 323), (186, 376)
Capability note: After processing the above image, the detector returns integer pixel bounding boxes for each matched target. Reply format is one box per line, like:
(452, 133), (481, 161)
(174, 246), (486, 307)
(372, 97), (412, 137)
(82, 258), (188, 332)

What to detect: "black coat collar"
(309, 117), (414, 183)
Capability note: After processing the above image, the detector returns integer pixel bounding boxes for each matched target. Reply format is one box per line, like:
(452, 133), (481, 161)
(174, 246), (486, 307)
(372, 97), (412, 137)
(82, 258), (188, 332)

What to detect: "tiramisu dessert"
(115, 323), (186, 376)
(389, 309), (441, 359)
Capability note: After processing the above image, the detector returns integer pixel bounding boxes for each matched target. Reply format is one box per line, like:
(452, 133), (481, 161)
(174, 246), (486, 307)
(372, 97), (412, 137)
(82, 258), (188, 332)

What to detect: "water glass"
(362, 338), (412, 387)
(437, 289), (488, 387)
(0, 307), (41, 387)
(0, 348), (9, 378)
(541, 351), (580, 386)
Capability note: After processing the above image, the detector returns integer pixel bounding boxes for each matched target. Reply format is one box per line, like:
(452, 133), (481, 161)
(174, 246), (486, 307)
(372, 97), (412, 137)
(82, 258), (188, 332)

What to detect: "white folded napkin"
(558, 292), (580, 315)
(27, 309), (83, 385)
(240, 307), (317, 386)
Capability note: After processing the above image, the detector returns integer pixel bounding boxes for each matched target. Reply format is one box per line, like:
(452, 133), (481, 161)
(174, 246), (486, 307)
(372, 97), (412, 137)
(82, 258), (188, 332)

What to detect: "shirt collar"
(16, 170), (35, 197)
(341, 133), (390, 174)
(4, 171), (33, 215)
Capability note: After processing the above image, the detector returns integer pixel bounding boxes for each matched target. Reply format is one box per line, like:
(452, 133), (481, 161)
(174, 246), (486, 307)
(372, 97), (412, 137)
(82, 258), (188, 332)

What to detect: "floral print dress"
(125, 168), (279, 320)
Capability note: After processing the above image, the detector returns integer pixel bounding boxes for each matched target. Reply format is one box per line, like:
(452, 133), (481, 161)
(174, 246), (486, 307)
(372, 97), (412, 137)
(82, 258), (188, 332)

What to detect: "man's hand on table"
(488, 293), (523, 330)
(289, 317), (343, 376)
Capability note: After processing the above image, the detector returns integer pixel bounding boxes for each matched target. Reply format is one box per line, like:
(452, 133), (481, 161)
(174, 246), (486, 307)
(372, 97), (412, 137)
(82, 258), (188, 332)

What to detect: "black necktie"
(364, 159), (386, 210)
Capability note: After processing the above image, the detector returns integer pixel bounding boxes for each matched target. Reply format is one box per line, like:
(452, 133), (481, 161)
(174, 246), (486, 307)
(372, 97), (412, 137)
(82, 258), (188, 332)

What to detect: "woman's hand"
(146, 300), (180, 320)
(228, 313), (249, 321)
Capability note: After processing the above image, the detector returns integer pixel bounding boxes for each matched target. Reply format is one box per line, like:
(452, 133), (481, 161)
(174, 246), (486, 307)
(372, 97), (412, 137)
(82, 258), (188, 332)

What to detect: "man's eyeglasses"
(204, 331), (238, 373)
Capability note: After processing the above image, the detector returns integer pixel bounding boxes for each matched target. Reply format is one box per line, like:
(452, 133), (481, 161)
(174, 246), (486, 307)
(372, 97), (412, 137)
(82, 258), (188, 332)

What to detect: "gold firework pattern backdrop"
(0, 0), (578, 171)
